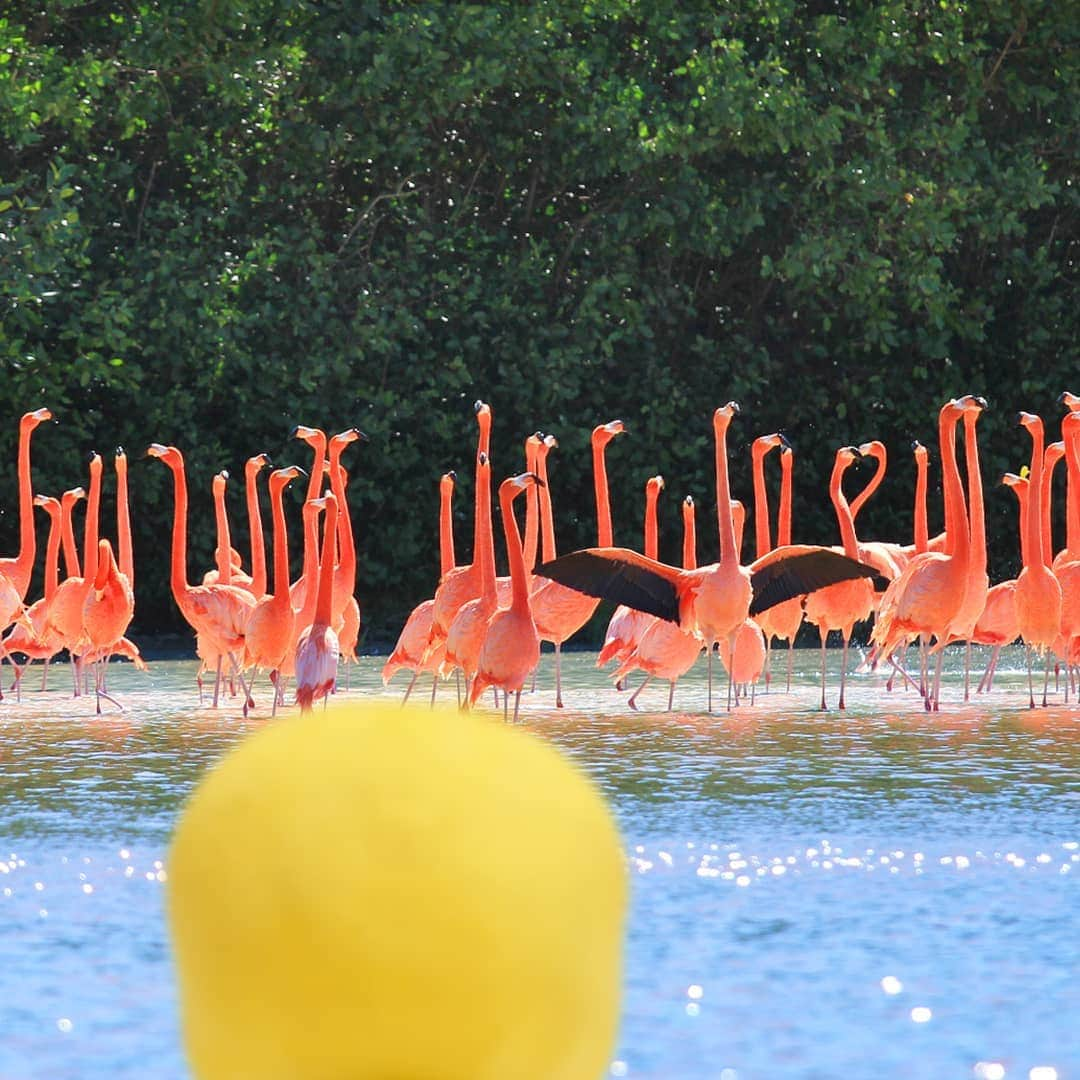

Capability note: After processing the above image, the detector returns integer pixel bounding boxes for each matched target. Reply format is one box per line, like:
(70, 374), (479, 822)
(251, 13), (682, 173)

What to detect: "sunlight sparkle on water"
(973, 1065), (1005, 1080)
(911, 1006), (932, 1023)
(880, 975), (903, 995)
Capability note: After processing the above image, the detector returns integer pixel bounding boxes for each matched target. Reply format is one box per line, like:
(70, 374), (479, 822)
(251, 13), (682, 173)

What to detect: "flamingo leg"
(786, 640), (794, 693)
(707, 646), (713, 713)
(929, 649), (945, 711)
(1041, 652), (1052, 707)
(402, 669), (419, 705)
(212, 656), (223, 709)
(41, 657), (50, 692)
(512, 690), (522, 724)
(503, 690), (509, 722)
(1026, 646), (1035, 709)
(555, 641), (564, 709)
(838, 635), (850, 710)
(763, 639), (772, 693)
(226, 653), (253, 717)
(726, 632), (737, 711)
(628, 674), (651, 711)
(888, 654), (921, 694)
(455, 670), (462, 708)
(963, 641), (972, 702)
(430, 673), (438, 707)
(667, 680), (676, 711)
(819, 633), (828, 711)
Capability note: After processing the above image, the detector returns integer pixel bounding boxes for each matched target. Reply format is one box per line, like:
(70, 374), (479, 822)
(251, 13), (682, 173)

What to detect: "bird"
(870, 398), (976, 709)
(0, 408), (52, 603)
(749, 432), (802, 692)
(289, 424), (329, 613)
(295, 494), (342, 713)
(469, 473), (544, 722)
(326, 429), (367, 662)
(802, 447), (878, 709)
(612, 494), (704, 711)
(148, 444), (257, 712)
(382, 471), (457, 702)
(243, 466), (305, 715)
(536, 404), (881, 711)
(242, 452), (272, 600)
(1013, 411), (1063, 706)
(529, 420), (626, 707)
(597, 474), (665, 679)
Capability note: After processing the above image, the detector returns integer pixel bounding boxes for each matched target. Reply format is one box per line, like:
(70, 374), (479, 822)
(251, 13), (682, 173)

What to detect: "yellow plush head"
(167, 703), (627, 1079)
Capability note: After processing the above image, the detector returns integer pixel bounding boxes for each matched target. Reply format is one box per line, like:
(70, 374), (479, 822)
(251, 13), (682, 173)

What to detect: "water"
(1, 648), (1077, 1079)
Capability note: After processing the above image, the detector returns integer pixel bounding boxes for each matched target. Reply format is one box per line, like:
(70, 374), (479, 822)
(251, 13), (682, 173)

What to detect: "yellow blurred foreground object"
(167, 702), (628, 1079)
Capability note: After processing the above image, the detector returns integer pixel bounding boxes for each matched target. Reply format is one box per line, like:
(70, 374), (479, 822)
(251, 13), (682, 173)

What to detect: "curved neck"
(60, 497), (82, 579)
(849, 445), (886, 521)
(245, 461), (267, 598)
(439, 478), (456, 576)
(829, 457), (859, 558)
(731, 499), (746, 558)
(751, 443), (773, 559)
(939, 407), (969, 563)
(41, 502), (62, 600)
(592, 436), (614, 547)
(714, 417), (738, 563)
(81, 460), (102, 588)
(962, 413), (986, 573)
(1025, 419), (1046, 569)
(268, 477), (293, 599)
(536, 446), (557, 562)
(314, 498), (339, 626)
(116, 456), (133, 587)
(213, 480), (233, 585)
(914, 452), (929, 553)
(682, 502), (697, 570)
(523, 441), (540, 571)
(644, 481), (660, 561)
(778, 450), (793, 547)
(500, 482), (530, 609)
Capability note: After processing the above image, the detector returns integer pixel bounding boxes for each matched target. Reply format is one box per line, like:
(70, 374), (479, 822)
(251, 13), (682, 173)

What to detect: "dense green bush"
(1, 1), (1076, 647)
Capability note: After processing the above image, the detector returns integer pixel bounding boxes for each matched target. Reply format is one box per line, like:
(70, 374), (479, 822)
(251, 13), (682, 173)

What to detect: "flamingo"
(326, 429), (367, 663)
(1012, 412), (1063, 706)
(289, 425), (329, 612)
(381, 471), (457, 700)
(244, 466), (304, 714)
(295, 494), (341, 713)
(495, 432), (543, 608)
(1053, 412), (1080, 686)
(613, 495), (703, 710)
(443, 453), (497, 699)
(597, 474), (665, 679)
(802, 447), (878, 709)
(537, 404), (881, 711)
(469, 473), (543, 722)
(243, 452), (271, 600)
(870, 398), (975, 709)
(529, 420), (625, 707)
(429, 401), (493, 647)
(203, 471), (252, 589)
(750, 432), (802, 691)
(148, 444), (257, 712)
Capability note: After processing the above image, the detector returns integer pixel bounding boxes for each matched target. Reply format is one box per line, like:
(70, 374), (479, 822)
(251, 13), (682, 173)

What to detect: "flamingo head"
(23, 407), (53, 428)
(246, 452), (272, 473)
(752, 432), (784, 458)
(911, 440), (928, 464)
(1062, 412), (1080, 443)
(212, 471), (228, 498)
(592, 420), (625, 447)
(330, 428), (367, 449)
(836, 445), (861, 468)
(62, 487), (86, 509)
(1046, 441), (1065, 468)
(1059, 391), (1080, 413)
(712, 402), (740, 433)
(147, 443), (183, 468)
(956, 395), (988, 416)
(269, 465), (304, 493)
(1017, 411), (1043, 437)
(33, 494), (60, 516)
(647, 475), (665, 498)
(292, 425), (327, 449)
(856, 440), (887, 463)
(684, 495), (694, 508)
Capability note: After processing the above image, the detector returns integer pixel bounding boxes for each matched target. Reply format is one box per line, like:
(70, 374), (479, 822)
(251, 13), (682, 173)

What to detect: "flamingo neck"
(10, 420), (37, 598)
(963, 413), (987, 574)
(1065, 421), (1080, 557)
(439, 479), (456, 576)
(1012, 483), (1031, 567)
(751, 444), (773, 559)
(93, 540), (113, 591)
(536, 449), (557, 563)
(166, 458), (190, 605)
(313, 498), (338, 627)
(731, 499), (746, 559)
(829, 458), (859, 559)
(500, 484), (530, 610)
(714, 418), (738, 564)
(778, 451), (793, 548)
(471, 419), (492, 570)
(849, 446), (886, 522)
(269, 478), (292, 599)
(938, 406), (969, 566)
(682, 504), (697, 571)
(42, 504), (62, 600)
(297, 507), (320, 602)
(328, 446), (357, 597)
(81, 461), (103, 589)
(213, 482), (233, 585)
(476, 464), (496, 605)
(245, 461), (267, 598)
(593, 438), (614, 548)
(116, 457), (133, 587)
(1041, 448), (1062, 568)
(303, 436), (327, 504)
(644, 483), (660, 561)
(914, 453), (929, 553)
(523, 442), (540, 571)
(60, 499), (82, 579)
(1025, 420), (1046, 569)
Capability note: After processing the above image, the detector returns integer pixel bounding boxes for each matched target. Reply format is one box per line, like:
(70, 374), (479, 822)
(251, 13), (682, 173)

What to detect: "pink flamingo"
(295, 494), (341, 713)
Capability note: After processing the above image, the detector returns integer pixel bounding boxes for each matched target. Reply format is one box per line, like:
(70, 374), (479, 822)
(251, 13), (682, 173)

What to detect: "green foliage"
(0, 1), (1076, 645)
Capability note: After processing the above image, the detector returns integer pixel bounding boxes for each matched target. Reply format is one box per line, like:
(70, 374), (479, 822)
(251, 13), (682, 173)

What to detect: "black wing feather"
(749, 550), (878, 616)
(536, 552), (680, 624)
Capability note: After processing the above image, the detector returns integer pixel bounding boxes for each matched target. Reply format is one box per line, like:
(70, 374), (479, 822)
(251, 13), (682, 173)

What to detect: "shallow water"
(1, 647), (1077, 1079)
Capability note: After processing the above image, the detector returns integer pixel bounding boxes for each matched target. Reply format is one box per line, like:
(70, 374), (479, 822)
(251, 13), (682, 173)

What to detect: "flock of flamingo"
(0, 392), (1078, 719)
